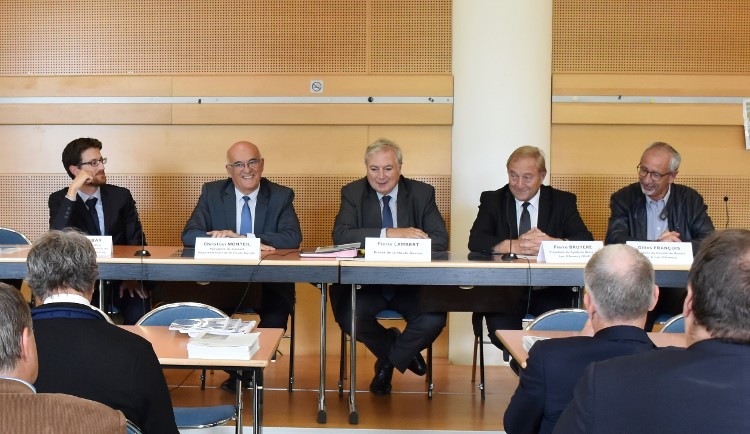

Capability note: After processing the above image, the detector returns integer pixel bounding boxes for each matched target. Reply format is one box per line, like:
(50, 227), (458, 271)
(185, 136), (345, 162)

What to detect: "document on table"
(522, 335), (550, 352)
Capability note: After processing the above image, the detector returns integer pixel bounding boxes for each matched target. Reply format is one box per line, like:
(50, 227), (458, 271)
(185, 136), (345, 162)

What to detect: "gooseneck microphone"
(501, 192), (518, 262)
(134, 214), (151, 257)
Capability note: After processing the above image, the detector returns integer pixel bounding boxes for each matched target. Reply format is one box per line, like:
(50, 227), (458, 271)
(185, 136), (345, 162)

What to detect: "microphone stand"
(134, 218), (151, 256)
(501, 191), (518, 262)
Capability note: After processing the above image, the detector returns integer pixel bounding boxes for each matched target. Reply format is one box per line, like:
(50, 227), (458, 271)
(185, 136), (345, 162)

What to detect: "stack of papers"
(186, 332), (261, 360)
(299, 242), (361, 258)
(522, 335), (550, 352)
(169, 318), (256, 338)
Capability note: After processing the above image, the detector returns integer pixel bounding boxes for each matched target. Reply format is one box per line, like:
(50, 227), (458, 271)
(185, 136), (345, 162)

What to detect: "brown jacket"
(0, 378), (127, 434)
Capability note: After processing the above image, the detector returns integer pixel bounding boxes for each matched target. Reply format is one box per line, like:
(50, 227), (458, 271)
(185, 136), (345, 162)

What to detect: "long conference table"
(0, 245), (691, 425)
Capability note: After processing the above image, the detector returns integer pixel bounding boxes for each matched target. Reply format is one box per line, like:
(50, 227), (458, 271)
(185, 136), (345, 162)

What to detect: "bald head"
(225, 141), (265, 195)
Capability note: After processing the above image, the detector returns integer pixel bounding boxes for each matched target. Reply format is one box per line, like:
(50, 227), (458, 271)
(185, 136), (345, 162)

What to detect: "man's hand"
(207, 230), (243, 238)
(119, 280), (148, 299)
(386, 227), (429, 239)
(66, 170), (94, 200)
(658, 230), (682, 242)
(260, 243), (276, 251)
(517, 228), (560, 256)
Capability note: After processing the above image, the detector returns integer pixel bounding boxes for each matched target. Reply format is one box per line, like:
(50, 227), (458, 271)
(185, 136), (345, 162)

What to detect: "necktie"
(85, 197), (102, 235)
(519, 202), (531, 236)
(239, 196), (252, 236)
(381, 195), (394, 229)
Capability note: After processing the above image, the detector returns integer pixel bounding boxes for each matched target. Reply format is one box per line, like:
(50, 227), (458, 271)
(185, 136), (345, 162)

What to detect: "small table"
(122, 325), (283, 434)
(496, 329), (687, 369)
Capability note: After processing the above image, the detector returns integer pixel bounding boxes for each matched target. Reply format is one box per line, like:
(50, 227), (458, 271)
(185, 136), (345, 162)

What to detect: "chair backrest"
(126, 420), (143, 434)
(135, 302), (227, 326)
(0, 227), (31, 245)
(659, 314), (685, 333)
(375, 309), (404, 320)
(525, 308), (589, 331)
(90, 305), (116, 324)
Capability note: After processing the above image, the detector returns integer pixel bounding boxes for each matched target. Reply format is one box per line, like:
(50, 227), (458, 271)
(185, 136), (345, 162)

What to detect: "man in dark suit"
(0, 282), (128, 434)
(48, 137), (148, 324)
(27, 230), (178, 434)
(469, 146), (593, 349)
(605, 142), (714, 329)
(503, 244), (658, 434)
(331, 138), (448, 395)
(181, 140), (302, 391)
(555, 229), (750, 434)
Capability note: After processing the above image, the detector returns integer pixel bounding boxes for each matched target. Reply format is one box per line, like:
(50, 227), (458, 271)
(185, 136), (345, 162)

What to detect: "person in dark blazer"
(554, 229), (750, 434)
(48, 137), (148, 325)
(26, 230), (178, 434)
(331, 138), (448, 395)
(469, 146), (593, 349)
(605, 141), (714, 330)
(504, 244), (659, 434)
(181, 140), (302, 391)
(0, 282), (128, 434)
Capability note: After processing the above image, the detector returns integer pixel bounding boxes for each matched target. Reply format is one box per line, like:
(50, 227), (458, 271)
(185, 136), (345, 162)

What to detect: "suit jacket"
(504, 326), (656, 434)
(0, 378), (127, 434)
(554, 339), (750, 434)
(32, 303), (178, 434)
(332, 176), (448, 251)
(469, 184), (593, 253)
(182, 178), (302, 248)
(49, 184), (145, 245)
(605, 182), (714, 252)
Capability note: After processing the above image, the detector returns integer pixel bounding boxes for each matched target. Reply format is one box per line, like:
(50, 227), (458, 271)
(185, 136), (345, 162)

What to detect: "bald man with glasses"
(605, 141), (714, 329)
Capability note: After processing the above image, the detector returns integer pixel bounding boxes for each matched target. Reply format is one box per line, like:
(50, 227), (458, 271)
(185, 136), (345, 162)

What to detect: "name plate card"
(194, 237), (260, 260)
(86, 236), (113, 257)
(626, 241), (693, 265)
(537, 240), (603, 263)
(364, 237), (432, 262)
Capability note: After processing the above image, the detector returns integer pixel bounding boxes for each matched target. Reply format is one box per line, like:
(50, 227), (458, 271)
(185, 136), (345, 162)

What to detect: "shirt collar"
(645, 185), (671, 206)
(234, 186), (259, 203)
(377, 184), (399, 202)
(515, 188), (541, 209)
(0, 376), (36, 392)
(77, 186), (102, 202)
(42, 293), (90, 306)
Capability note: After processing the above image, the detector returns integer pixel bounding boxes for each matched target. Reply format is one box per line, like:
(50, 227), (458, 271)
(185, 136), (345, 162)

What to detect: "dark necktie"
(518, 201), (531, 236)
(239, 196), (252, 235)
(381, 195), (394, 229)
(85, 197), (102, 235)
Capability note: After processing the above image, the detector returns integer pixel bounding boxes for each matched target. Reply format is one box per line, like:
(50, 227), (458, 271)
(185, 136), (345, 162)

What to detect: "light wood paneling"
(553, 73), (750, 97)
(552, 103), (743, 126)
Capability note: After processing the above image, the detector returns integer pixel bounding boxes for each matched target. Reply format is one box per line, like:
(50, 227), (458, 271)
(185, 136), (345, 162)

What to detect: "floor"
(166, 351), (518, 432)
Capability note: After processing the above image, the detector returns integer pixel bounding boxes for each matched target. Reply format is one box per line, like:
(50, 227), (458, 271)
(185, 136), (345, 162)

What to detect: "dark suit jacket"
(554, 339), (750, 434)
(182, 178), (302, 248)
(504, 326), (656, 434)
(49, 184), (145, 245)
(0, 378), (127, 434)
(32, 303), (179, 434)
(469, 184), (593, 254)
(332, 176), (448, 250)
(605, 182), (714, 252)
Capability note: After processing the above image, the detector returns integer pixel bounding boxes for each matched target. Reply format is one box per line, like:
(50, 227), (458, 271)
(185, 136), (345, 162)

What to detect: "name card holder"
(537, 240), (603, 263)
(365, 237), (432, 262)
(195, 237), (261, 260)
(626, 241), (693, 265)
(86, 236), (113, 257)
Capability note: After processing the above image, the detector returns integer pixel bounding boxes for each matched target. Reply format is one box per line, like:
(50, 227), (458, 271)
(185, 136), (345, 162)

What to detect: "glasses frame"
(226, 159), (262, 171)
(78, 157), (107, 168)
(636, 163), (672, 181)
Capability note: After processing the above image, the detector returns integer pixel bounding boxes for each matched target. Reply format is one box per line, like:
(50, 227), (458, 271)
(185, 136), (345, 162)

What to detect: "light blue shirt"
(646, 187), (671, 241)
(234, 187), (259, 235)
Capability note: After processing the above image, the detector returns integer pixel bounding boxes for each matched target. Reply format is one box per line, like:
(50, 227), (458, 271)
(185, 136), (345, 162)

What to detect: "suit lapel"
(396, 177), (409, 227)
(74, 194), (98, 235)
(254, 180), (269, 234)
(537, 185), (551, 232)
(99, 186), (111, 235)
(221, 181), (237, 232)
(634, 194), (648, 239)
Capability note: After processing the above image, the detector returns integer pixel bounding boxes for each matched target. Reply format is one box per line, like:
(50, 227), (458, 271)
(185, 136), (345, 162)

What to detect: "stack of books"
(299, 242), (361, 258)
(169, 318), (260, 360)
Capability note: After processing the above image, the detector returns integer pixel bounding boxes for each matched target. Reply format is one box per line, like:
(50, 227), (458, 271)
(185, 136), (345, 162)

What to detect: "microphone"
(501, 192), (518, 262)
(724, 196), (729, 229)
(659, 210), (667, 220)
(134, 213), (150, 257)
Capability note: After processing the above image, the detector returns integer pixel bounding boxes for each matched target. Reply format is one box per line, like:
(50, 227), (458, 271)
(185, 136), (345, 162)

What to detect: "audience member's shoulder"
(593, 345), (684, 371)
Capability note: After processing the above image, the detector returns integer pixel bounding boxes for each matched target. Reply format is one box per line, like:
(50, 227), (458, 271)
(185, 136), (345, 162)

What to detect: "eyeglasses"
(637, 164), (672, 181)
(227, 159), (262, 171)
(78, 157), (107, 168)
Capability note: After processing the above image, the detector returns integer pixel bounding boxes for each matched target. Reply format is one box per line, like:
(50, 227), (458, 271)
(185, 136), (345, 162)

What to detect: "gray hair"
(644, 141), (681, 172)
(26, 230), (99, 301)
(506, 145), (547, 174)
(0, 282), (32, 374)
(584, 244), (655, 322)
(364, 138), (403, 166)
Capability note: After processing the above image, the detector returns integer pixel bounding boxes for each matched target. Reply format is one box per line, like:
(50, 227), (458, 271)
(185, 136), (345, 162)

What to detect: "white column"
(450, 0), (552, 364)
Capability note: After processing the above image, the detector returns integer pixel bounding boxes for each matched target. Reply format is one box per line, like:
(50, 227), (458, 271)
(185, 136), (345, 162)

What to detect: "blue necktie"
(85, 197), (102, 235)
(381, 195), (394, 229)
(239, 196), (252, 236)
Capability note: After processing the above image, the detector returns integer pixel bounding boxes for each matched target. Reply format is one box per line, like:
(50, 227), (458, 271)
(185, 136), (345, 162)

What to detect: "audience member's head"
(686, 229), (750, 344)
(0, 283), (37, 383)
(26, 230), (99, 302)
(584, 244), (658, 329)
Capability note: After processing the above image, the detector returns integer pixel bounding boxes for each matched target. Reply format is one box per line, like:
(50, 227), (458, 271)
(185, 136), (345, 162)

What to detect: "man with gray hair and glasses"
(29, 230), (178, 434)
(605, 141), (714, 330)
(555, 229), (750, 433)
(504, 244), (659, 434)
